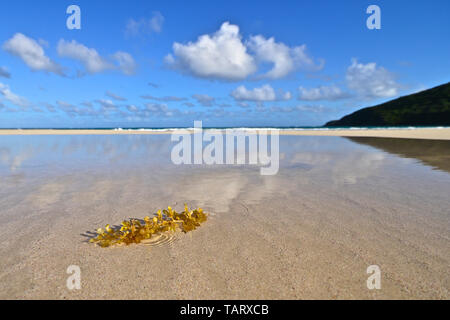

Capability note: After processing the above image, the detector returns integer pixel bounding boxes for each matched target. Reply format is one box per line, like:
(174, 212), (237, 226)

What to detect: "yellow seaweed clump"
(89, 205), (207, 247)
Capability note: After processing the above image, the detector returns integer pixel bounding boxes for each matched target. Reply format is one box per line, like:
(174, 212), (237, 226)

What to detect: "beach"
(1, 0), (449, 304)
(0, 127), (450, 140)
(0, 133), (449, 299)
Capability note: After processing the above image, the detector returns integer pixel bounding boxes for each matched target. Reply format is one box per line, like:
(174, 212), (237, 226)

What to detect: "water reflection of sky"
(1, 135), (449, 184)
(0, 135), (173, 176)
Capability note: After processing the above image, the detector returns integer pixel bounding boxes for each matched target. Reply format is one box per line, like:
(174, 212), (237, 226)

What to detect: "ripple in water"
(140, 231), (181, 247)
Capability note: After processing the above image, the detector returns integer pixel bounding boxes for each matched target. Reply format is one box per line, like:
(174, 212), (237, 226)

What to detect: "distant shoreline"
(1, 127), (450, 140)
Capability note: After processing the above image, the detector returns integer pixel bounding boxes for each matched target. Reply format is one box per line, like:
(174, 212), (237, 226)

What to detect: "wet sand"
(0, 135), (449, 299)
(0, 127), (449, 140)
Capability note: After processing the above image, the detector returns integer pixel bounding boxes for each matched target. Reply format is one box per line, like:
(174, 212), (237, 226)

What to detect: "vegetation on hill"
(325, 82), (450, 127)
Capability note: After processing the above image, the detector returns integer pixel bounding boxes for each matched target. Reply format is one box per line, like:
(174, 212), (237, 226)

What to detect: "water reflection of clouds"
(331, 151), (385, 184)
(1, 135), (445, 187)
(281, 136), (387, 184)
(0, 145), (36, 172)
(0, 135), (174, 175)
(287, 150), (385, 184)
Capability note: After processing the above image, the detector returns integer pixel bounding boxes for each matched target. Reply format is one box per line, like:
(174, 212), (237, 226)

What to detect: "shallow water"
(2, 134), (450, 177)
(0, 134), (449, 299)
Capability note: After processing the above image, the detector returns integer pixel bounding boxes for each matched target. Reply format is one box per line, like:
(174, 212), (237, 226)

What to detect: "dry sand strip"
(280, 128), (450, 140)
(0, 128), (449, 140)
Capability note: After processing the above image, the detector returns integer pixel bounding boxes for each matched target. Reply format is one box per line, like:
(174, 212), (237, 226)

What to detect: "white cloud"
(56, 100), (98, 117)
(126, 11), (164, 35)
(183, 102), (195, 107)
(106, 91), (127, 101)
(192, 94), (215, 107)
(112, 51), (136, 75)
(95, 99), (117, 111)
(147, 82), (159, 88)
(126, 103), (193, 119)
(269, 104), (327, 114)
(144, 103), (178, 117)
(141, 95), (186, 102)
(298, 85), (350, 101)
(0, 82), (30, 108)
(231, 84), (275, 101)
(165, 22), (257, 80)
(126, 104), (138, 112)
(57, 39), (112, 73)
(149, 11), (164, 33)
(3, 33), (63, 75)
(56, 100), (78, 113)
(247, 35), (323, 79)
(237, 101), (250, 108)
(346, 59), (400, 98)
(0, 67), (11, 78)
(165, 22), (323, 81)
(145, 103), (168, 112)
(57, 40), (136, 75)
(296, 104), (327, 113)
(43, 102), (56, 112)
(231, 84), (291, 102)
(81, 101), (93, 107)
(281, 91), (292, 100)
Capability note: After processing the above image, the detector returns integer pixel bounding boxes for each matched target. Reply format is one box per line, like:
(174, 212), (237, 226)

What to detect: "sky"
(0, 0), (449, 128)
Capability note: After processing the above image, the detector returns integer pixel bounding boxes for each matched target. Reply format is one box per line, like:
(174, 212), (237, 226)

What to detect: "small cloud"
(141, 95), (187, 102)
(42, 100), (98, 117)
(126, 11), (165, 36)
(112, 51), (136, 75)
(269, 106), (296, 113)
(0, 82), (31, 108)
(247, 35), (323, 79)
(148, 11), (164, 33)
(237, 101), (250, 108)
(0, 102), (18, 112)
(3, 33), (64, 75)
(346, 59), (401, 99)
(31, 106), (42, 112)
(80, 101), (93, 107)
(42, 102), (56, 112)
(192, 94), (215, 107)
(148, 82), (160, 88)
(38, 38), (49, 48)
(305, 73), (336, 82)
(145, 103), (168, 112)
(398, 60), (413, 67)
(126, 104), (139, 112)
(57, 39), (136, 75)
(231, 84), (291, 102)
(0, 67), (11, 78)
(165, 22), (256, 81)
(95, 99), (117, 111)
(269, 104), (327, 114)
(298, 85), (351, 101)
(143, 103), (179, 117)
(106, 91), (127, 101)
(57, 39), (112, 74)
(296, 104), (328, 113)
(56, 100), (80, 116)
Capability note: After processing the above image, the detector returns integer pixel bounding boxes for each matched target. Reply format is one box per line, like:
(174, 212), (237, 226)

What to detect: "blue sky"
(0, 0), (449, 128)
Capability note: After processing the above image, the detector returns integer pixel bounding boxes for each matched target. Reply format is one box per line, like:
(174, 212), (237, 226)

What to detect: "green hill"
(325, 82), (450, 127)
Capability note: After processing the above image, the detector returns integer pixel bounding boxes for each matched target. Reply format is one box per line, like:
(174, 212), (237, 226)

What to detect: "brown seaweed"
(89, 204), (207, 247)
